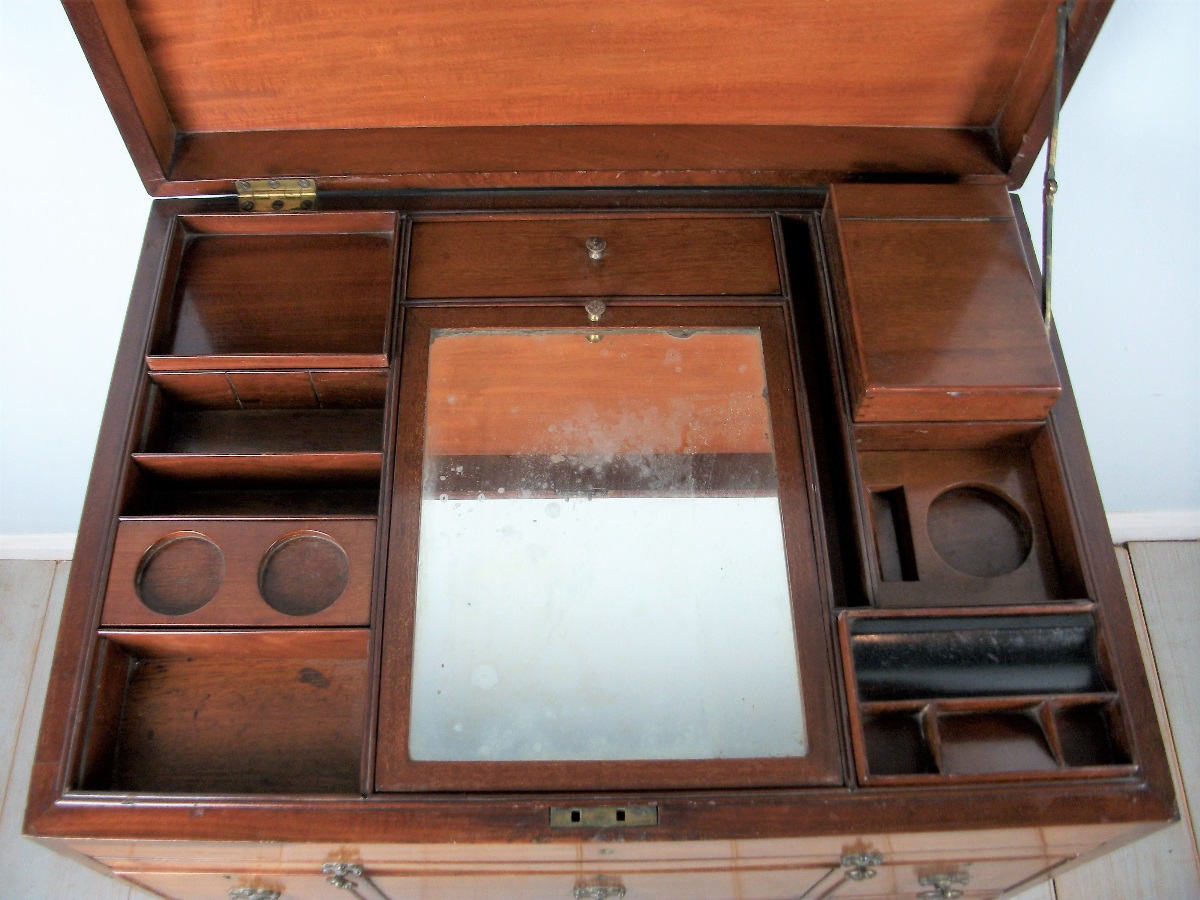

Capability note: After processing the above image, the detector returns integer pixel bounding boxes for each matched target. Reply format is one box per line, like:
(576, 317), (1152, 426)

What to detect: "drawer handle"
(323, 862), (363, 890)
(229, 890), (280, 900)
(917, 872), (970, 899)
(841, 851), (883, 880)
(585, 236), (607, 260)
(585, 299), (607, 322)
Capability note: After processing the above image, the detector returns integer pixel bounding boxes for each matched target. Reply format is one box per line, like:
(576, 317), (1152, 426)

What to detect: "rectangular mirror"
(410, 327), (805, 762)
(377, 305), (841, 791)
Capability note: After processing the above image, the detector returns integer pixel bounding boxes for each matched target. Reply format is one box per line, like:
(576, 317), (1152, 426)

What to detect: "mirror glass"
(409, 327), (806, 761)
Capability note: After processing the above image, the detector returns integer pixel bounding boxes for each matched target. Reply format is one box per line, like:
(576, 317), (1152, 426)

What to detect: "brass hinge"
(235, 177), (317, 212)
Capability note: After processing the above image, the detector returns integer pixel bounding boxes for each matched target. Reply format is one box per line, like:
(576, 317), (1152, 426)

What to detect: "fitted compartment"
(823, 184), (1060, 422)
(848, 613), (1108, 702)
(146, 212), (398, 370)
(852, 423), (1084, 607)
(77, 630), (368, 794)
(130, 379), (385, 488)
(841, 612), (1135, 784)
(102, 517), (376, 626)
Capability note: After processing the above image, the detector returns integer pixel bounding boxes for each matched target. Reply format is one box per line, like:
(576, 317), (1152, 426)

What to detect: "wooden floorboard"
(1129, 541), (1200, 854)
(0, 559), (56, 816)
(0, 561), (136, 900)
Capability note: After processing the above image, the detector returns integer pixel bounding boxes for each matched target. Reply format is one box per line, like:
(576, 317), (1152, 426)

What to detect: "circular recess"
(258, 531), (350, 616)
(135, 532), (224, 615)
(927, 486), (1033, 578)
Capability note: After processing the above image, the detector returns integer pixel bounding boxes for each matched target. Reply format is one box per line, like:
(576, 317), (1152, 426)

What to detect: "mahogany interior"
(845, 614), (1133, 783)
(124, 0), (1054, 132)
(79, 631), (368, 794)
(149, 214), (397, 365)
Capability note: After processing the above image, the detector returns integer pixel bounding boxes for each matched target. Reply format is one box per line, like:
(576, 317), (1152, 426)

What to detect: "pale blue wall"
(1, 0), (1197, 535)
(1016, 0), (1200, 516)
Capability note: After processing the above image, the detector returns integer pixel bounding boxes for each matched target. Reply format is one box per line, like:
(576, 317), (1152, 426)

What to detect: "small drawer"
(406, 215), (780, 299)
(102, 517), (375, 626)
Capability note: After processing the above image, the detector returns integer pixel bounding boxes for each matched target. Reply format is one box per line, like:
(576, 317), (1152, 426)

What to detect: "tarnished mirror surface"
(409, 328), (806, 761)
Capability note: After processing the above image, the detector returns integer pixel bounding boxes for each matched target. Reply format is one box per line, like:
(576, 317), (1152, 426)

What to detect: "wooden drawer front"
(121, 871), (345, 900)
(825, 855), (1061, 897)
(407, 216), (780, 298)
(120, 868), (826, 900)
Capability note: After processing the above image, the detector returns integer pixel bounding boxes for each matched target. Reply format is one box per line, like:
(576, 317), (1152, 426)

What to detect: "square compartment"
(77, 631), (368, 794)
(861, 710), (936, 777)
(147, 212), (398, 370)
(853, 424), (1084, 607)
(1055, 701), (1131, 768)
(937, 708), (1058, 775)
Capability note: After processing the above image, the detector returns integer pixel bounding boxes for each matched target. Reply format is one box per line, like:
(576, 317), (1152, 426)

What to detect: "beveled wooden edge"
(1009, 195), (1174, 808)
(362, 212), (410, 796)
(97, 628), (370, 660)
(1003, 0), (1116, 187)
(176, 210), (398, 236)
(26, 781), (1176, 845)
(24, 203), (177, 836)
(61, 0), (173, 190)
(374, 303), (844, 793)
(146, 355), (390, 373)
(773, 214), (855, 788)
(852, 421), (1045, 452)
(159, 125), (1004, 197)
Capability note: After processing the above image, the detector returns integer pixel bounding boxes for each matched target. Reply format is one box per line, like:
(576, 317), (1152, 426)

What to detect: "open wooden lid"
(65, 0), (1111, 196)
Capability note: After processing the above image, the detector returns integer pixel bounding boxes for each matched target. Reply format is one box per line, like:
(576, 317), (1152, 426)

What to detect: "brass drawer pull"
(917, 872), (970, 899)
(841, 851), (884, 880)
(585, 236), (607, 260)
(324, 862), (364, 890)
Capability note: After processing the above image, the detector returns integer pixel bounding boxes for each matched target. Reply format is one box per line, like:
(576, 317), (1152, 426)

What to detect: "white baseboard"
(0, 533), (78, 560)
(1107, 511), (1200, 544)
(1, 513), (1197, 561)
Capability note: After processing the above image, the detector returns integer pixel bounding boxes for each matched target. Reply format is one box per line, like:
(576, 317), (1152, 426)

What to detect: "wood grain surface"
(856, 445), (1067, 607)
(408, 216), (779, 298)
(124, 0), (1052, 131)
(827, 184), (1061, 423)
(102, 517), (375, 627)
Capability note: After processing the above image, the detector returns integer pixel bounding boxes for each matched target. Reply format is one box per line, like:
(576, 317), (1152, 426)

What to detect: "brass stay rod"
(1042, 0), (1076, 331)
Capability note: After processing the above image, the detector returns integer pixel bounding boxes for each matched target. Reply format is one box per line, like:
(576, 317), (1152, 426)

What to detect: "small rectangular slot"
(869, 487), (918, 582)
(1055, 702), (1130, 768)
(151, 409), (384, 455)
(937, 708), (1058, 775)
(78, 631), (368, 794)
(549, 805), (658, 828)
(148, 212), (398, 369)
(125, 484), (380, 518)
(861, 710), (936, 777)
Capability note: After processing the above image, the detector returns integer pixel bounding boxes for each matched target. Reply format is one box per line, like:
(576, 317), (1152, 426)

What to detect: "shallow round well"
(135, 532), (224, 615)
(927, 486), (1033, 578)
(258, 531), (350, 616)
